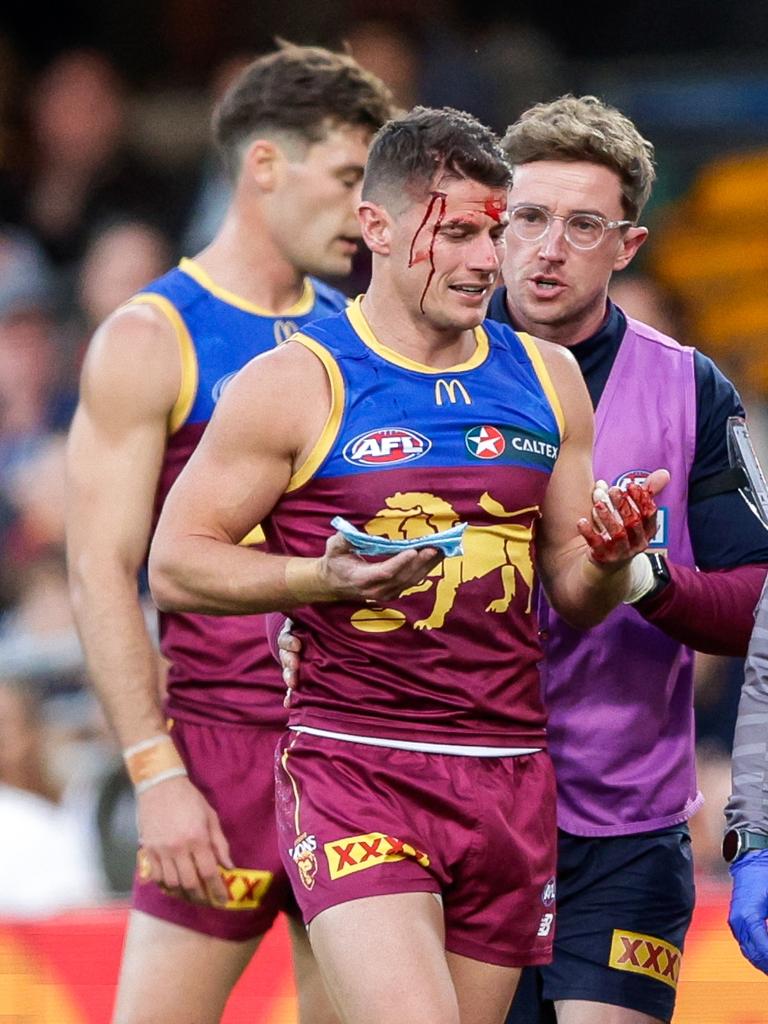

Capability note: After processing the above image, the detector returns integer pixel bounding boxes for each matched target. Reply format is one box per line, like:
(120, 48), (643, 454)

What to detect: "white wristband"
(135, 766), (189, 795)
(623, 553), (656, 604)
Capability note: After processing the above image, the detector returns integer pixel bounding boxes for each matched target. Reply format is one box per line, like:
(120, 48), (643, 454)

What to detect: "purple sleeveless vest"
(539, 316), (703, 835)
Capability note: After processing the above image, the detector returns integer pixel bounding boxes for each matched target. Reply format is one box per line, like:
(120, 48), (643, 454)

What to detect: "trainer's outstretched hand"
(577, 469), (670, 568)
(729, 850), (768, 974)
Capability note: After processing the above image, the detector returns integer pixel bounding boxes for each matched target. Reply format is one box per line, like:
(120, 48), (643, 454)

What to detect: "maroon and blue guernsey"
(131, 258), (348, 726)
(262, 298), (563, 746)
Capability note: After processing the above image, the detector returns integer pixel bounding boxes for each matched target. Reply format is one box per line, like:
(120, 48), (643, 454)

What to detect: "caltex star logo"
(465, 425), (506, 459)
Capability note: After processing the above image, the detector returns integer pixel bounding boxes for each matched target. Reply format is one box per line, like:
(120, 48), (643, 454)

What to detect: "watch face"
(722, 829), (741, 863)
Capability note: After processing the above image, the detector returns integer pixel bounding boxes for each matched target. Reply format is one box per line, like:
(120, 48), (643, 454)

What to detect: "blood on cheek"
(408, 191), (447, 313)
(406, 191), (507, 313)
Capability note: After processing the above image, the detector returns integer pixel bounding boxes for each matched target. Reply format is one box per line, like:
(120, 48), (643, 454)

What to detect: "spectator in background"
(345, 19), (422, 110)
(0, 675), (104, 916)
(72, 218), (172, 358)
(608, 273), (686, 341)
(11, 50), (187, 273)
(181, 55), (253, 255)
(0, 435), (86, 684)
(0, 228), (74, 476)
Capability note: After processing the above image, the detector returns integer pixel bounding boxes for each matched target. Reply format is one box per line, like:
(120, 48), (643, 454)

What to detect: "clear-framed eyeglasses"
(509, 204), (634, 250)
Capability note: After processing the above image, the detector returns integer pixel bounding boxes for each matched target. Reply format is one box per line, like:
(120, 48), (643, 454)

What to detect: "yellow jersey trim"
(239, 524), (266, 546)
(286, 333), (345, 493)
(179, 257), (315, 317)
(346, 296), (489, 375)
(517, 332), (566, 442)
(125, 294), (198, 435)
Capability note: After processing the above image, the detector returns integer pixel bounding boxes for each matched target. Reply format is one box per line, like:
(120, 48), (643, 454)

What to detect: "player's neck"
(193, 212), (306, 314)
(361, 284), (479, 369)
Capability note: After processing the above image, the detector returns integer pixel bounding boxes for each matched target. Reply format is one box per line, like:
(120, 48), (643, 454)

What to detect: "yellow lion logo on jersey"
(357, 490), (538, 631)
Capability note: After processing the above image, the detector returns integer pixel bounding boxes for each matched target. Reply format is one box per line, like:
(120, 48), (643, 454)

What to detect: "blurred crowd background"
(1, 0), (767, 915)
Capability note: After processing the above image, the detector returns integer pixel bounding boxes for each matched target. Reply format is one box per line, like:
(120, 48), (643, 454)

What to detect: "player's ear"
(359, 201), (392, 255)
(613, 225), (647, 272)
(242, 139), (281, 192)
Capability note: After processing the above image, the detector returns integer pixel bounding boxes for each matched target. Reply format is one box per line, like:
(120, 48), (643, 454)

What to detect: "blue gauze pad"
(331, 515), (466, 557)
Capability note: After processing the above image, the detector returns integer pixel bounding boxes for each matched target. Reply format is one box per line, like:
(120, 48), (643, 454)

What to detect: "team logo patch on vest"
(342, 428), (431, 467)
(218, 867), (273, 908)
(289, 832), (319, 890)
(612, 469), (668, 548)
(609, 929), (681, 989)
(324, 832), (430, 880)
(465, 425), (505, 459)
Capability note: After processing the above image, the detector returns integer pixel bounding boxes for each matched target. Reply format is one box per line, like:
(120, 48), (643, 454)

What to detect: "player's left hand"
(729, 850), (768, 974)
(577, 468), (670, 568)
(279, 617), (301, 706)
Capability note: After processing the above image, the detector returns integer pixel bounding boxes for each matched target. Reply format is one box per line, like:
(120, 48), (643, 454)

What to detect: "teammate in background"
(723, 582), (768, 975)
(148, 106), (665, 1024)
(65, 45), (395, 1024)
(488, 97), (768, 1024)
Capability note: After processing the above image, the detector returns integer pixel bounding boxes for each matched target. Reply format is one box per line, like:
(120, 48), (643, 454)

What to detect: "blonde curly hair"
(501, 95), (656, 222)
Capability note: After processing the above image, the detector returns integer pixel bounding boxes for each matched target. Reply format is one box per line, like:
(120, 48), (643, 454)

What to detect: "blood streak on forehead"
(408, 190), (447, 314)
(484, 195), (507, 222)
(406, 188), (507, 315)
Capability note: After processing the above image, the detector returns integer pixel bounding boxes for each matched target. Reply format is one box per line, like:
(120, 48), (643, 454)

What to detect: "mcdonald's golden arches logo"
(435, 378), (472, 406)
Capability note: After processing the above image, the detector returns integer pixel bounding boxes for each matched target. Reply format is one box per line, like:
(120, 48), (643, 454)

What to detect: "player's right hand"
(319, 531), (444, 603)
(136, 774), (233, 906)
(728, 849), (768, 974)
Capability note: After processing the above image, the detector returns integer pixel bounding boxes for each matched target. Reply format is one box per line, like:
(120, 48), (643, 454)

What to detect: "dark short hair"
(362, 106), (513, 207)
(501, 95), (656, 222)
(213, 42), (396, 179)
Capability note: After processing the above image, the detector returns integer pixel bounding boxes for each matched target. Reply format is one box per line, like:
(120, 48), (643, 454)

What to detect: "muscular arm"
(149, 342), (439, 615)
(533, 339), (663, 628)
(66, 305), (179, 747)
(66, 304), (232, 903)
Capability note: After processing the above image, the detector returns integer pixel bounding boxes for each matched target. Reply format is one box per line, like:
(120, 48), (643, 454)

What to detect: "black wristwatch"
(640, 552), (671, 602)
(722, 828), (768, 863)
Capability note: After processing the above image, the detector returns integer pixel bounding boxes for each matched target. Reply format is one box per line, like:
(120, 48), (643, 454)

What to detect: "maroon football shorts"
(133, 718), (298, 941)
(275, 731), (557, 967)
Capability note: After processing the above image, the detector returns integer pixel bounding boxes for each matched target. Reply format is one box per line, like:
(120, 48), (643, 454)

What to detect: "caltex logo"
(465, 425), (506, 459)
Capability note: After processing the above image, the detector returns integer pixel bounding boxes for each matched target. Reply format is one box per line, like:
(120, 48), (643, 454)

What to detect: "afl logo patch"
(342, 428), (432, 467)
(465, 425), (506, 460)
(613, 469), (650, 490)
(613, 469), (668, 548)
(212, 370), (239, 403)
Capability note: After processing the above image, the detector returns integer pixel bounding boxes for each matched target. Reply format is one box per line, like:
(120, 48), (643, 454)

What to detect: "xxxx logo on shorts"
(137, 847), (272, 909)
(609, 929), (681, 989)
(219, 868), (273, 909)
(289, 832), (319, 890)
(324, 832), (430, 880)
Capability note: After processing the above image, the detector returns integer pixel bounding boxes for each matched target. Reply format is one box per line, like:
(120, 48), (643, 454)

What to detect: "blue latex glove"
(331, 515), (466, 557)
(729, 848), (768, 973)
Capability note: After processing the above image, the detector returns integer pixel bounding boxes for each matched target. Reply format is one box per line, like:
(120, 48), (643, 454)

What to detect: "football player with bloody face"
(147, 105), (666, 1024)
